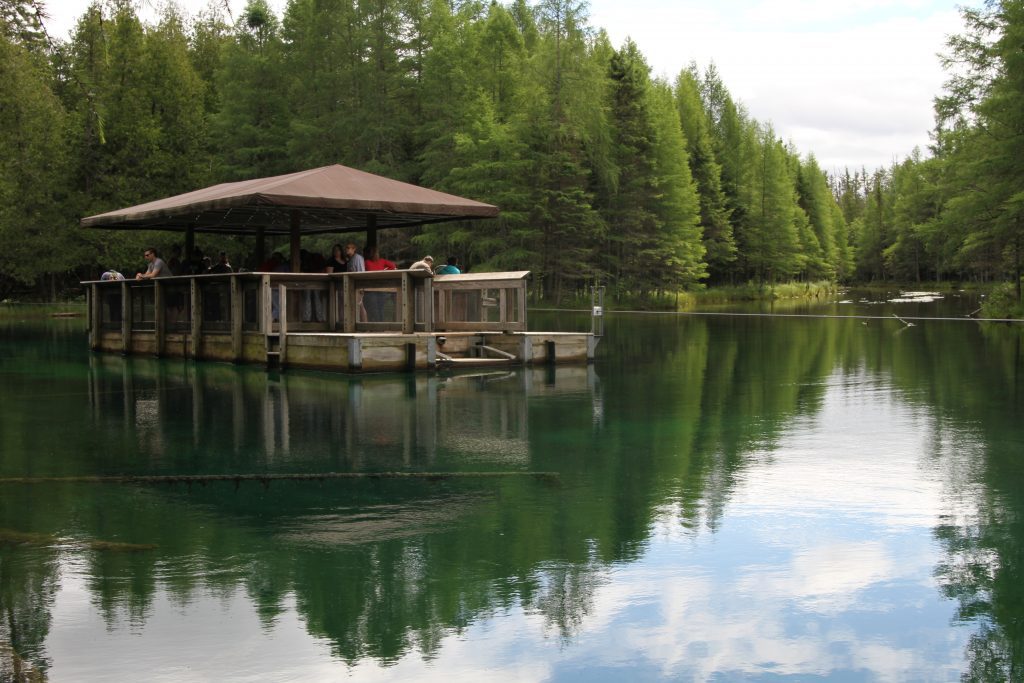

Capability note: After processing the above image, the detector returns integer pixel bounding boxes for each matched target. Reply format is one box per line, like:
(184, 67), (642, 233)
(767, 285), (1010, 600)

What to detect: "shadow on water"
(0, 301), (1022, 679)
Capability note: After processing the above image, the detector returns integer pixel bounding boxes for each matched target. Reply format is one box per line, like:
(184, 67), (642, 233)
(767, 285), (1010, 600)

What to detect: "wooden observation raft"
(81, 165), (599, 372)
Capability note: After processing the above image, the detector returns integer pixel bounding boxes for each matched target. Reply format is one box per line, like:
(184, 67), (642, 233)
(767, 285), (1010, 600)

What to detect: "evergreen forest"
(0, 0), (1021, 308)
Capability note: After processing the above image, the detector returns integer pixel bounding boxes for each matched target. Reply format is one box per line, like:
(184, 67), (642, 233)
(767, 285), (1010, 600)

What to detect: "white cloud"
(591, 0), (970, 170)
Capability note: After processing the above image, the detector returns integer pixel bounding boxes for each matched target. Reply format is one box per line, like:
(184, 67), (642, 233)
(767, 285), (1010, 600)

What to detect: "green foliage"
(796, 155), (836, 280)
(831, 0), (1024, 311)
(741, 126), (801, 283)
(0, 0), (858, 301)
(981, 281), (1024, 319)
(0, 28), (68, 296)
(675, 66), (734, 282)
(647, 79), (706, 289)
(214, 0), (289, 179)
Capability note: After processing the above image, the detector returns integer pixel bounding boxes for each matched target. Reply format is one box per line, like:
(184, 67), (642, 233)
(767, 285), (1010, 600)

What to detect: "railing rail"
(84, 270), (531, 349)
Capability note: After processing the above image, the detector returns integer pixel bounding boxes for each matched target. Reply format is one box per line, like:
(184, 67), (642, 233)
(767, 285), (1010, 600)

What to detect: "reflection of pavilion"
(86, 354), (601, 471)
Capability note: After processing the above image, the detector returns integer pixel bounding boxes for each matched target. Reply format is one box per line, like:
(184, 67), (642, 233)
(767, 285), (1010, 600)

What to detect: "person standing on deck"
(209, 252), (233, 274)
(364, 246), (396, 321)
(136, 248), (169, 280)
(325, 244), (346, 273)
(167, 245), (182, 275)
(435, 256), (461, 275)
(345, 242), (367, 321)
(345, 243), (365, 272)
(300, 250), (327, 322)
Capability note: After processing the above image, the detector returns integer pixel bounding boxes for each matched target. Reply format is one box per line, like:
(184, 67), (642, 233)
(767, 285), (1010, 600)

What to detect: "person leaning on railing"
(136, 248), (169, 280)
(435, 256), (461, 275)
(409, 255), (433, 271)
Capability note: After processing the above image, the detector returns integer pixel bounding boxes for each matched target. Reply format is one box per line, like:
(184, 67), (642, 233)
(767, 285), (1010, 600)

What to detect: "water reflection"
(0, 309), (1021, 679)
(82, 355), (601, 474)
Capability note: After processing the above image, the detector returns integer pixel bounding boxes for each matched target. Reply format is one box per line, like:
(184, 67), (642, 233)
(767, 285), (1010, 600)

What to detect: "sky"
(41, 0), (973, 172)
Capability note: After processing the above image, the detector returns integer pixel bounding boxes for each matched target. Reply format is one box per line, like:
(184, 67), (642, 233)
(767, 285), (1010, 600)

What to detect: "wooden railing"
(432, 271), (528, 332)
(84, 269), (530, 352)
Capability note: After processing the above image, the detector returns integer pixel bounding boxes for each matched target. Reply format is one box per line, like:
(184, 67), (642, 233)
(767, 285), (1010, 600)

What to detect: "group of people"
(256, 242), (461, 277)
(103, 243), (461, 281)
(245, 242), (462, 324)
(102, 246), (234, 281)
(103, 243), (463, 324)
(409, 254), (462, 275)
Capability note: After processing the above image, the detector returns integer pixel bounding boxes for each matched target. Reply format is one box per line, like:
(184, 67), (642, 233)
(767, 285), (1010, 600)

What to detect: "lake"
(1, 290), (1021, 681)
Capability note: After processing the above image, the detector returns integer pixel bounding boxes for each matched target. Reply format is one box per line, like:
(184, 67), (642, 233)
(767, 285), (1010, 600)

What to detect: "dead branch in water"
(0, 471), (561, 487)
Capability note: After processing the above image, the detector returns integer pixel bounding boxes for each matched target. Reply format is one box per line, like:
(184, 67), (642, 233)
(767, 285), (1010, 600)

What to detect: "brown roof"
(80, 164), (499, 235)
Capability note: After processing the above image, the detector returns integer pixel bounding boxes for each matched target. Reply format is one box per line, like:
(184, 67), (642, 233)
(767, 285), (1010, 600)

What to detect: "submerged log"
(0, 471), (561, 486)
(0, 528), (157, 552)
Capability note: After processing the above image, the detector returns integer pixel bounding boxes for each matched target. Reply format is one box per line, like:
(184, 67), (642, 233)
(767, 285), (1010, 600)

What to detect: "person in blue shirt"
(435, 256), (461, 275)
(345, 242), (365, 272)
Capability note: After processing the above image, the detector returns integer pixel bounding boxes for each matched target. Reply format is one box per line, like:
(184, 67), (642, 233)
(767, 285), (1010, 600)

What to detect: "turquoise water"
(1, 292), (1022, 681)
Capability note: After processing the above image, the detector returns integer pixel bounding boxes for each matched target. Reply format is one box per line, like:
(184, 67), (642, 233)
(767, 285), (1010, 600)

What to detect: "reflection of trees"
(2, 314), (1020, 672)
(0, 543), (57, 681)
(869, 322), (1023, 680)
(0, 313), (876, 667)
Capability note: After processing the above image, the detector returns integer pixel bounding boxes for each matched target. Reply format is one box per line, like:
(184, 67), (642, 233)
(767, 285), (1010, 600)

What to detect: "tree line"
(0, 0), (1019, 306)
(831, 0), (1024, 309)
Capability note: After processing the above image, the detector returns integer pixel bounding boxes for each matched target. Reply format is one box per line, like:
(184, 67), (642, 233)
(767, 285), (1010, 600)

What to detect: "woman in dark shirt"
(325, 244), (347, 273)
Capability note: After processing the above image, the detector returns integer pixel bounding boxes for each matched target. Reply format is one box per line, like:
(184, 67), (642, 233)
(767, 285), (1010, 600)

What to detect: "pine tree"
(674, 66), (734, 283)
(886, 149), (940, 281)
(213, 0), (290, 179)
(703, 72), (754, 282)
(0, 19), (69, 295)
(796, 154), (836, 280)
(522, 0), (605, 302)
(936, 0), (1024, 295)
(603, 38), (661, 295)
(855, 169), (893, 281)
(648, 79), (706, 290)
(280, 0), (362, 169)
(744, 127), (801, 283)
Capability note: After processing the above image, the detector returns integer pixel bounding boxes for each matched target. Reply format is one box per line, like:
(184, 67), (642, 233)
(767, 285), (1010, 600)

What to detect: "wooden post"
(121, 281), (131, 354)
(191, 278), (202, 359)
(520, 336), (534, 365)
(347, 337), (361, 370)
(422, 276), (433, 333)
(261, 274), (272, 333)
(343, 274), (356, 332)
(290, 210), (301, 273)
(255, 225), (265, 268)
(185, 226), (195, 263)
(154, 280), (165, 357)
(230, 274), (243, 362)
(436, 287), (446, 330)
(499, 288), (507, 325)
(517, 281), (527, 329)
(328, 277), (339, 330)
(365, 214), (377, 251)
(89, 284), (100, 350)
(278, 283), (288, 365)
(426, 336), (437, 368)
(401, 271), (413, 334)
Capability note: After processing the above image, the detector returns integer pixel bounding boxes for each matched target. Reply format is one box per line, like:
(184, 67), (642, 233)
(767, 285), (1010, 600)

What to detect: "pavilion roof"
(80, 164), (498, 235)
